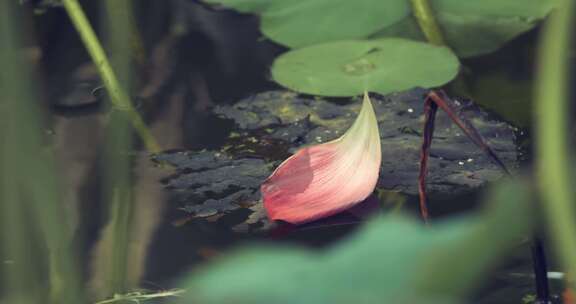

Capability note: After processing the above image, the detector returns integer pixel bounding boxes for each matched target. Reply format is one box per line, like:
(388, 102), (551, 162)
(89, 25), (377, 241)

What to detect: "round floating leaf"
(205, 0), (409, 48)
(271, 39), (460, 97)
(374, 0), (557, 57)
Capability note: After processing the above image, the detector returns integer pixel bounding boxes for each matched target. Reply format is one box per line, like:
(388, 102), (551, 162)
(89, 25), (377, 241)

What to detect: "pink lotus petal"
(262, 93), (381, 224)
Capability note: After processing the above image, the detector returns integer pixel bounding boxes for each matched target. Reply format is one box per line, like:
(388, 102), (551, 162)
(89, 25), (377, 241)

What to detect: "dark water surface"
(38, 1), (563, 302)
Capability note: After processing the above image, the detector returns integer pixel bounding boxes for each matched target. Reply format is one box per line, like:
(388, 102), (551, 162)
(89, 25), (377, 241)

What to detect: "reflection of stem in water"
(61, 0), (160, 153)
(96, 186), (134, 295)
(89, 0), (136, 298)
(90, 1), (187, 299)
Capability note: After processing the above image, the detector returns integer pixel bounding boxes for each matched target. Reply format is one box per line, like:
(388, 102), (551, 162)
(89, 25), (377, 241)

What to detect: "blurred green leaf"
(209, 0), (555, 57)
(534, 0), (576, 291)
(374, 0), (557, 57)
(205, 0), (409, 48)
(271, 38), (459, 96)
(176, 180), (532, 304)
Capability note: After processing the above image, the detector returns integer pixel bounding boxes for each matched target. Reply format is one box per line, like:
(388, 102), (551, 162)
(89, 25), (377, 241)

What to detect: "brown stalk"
(418, 90), (512, 221)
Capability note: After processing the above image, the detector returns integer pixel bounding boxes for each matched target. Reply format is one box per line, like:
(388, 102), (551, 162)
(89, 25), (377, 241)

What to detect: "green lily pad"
(175, 180), (532, 304)
(374, 0), (557, 57)
(205, 0), (409, 48)
(271, 39), (459, 96)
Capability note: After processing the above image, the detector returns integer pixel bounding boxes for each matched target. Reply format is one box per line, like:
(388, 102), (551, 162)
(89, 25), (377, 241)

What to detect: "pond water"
(39, 1), (565, 303)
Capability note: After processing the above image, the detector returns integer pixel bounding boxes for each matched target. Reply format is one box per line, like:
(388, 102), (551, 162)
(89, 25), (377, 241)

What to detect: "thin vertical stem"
(418, 96), (436, 223)
(531, 238), (550, 302)
(409, 0), (473, 98)
(411, 0), (448, 224)
(61, 0), (160, 153)
(426, 91), (510, 175)
(426, 90), (551, 300)
(409, 0), (446, 46)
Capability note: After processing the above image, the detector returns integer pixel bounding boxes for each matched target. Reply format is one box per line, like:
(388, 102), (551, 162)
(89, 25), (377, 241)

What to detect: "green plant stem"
(534, 0), (576, 291)
(408, 0), (472, 98)
(61, 0), (160, 153)
(409, 0), (446, 46)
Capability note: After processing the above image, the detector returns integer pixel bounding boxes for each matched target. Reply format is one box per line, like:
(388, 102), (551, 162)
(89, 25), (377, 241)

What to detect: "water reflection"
(44, 1), (279, 299)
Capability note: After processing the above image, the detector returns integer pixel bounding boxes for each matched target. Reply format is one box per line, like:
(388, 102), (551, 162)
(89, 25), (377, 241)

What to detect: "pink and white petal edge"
(261, 92), (381, 224)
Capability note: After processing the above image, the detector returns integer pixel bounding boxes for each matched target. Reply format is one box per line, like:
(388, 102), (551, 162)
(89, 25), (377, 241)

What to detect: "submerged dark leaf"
(216, 90), (518, 193)
(157, 151), (270, 211)
(159, 90), (519, 233)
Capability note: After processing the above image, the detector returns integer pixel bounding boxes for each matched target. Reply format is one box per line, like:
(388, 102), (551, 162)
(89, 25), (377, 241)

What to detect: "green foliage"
(209, 0), (556, 58)
(376, 0), (557, 57)
(176, 180), (532, 304)
(204, 0), (409, 48)
(206, 0), (557, 98)
(271, 38), (459, 96)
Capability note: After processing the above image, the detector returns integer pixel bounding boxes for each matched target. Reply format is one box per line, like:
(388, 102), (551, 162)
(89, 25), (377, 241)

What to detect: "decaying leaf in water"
(159, 90), (518, 233)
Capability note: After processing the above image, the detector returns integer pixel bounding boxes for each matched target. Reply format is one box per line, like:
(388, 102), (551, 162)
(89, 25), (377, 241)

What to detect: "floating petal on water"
(262, 92), (381, 224)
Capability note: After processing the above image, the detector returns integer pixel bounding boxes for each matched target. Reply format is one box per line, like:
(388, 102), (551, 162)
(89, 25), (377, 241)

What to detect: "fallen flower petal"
(262, 92), (381, 224)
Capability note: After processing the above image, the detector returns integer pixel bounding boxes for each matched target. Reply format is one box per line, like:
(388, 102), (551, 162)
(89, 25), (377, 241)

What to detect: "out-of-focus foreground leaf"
(175, 180), (532, 304)
(0, 1), (83, 303)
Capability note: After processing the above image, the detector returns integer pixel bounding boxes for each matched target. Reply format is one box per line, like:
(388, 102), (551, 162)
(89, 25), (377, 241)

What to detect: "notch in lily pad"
(271, 38), (460, 97)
